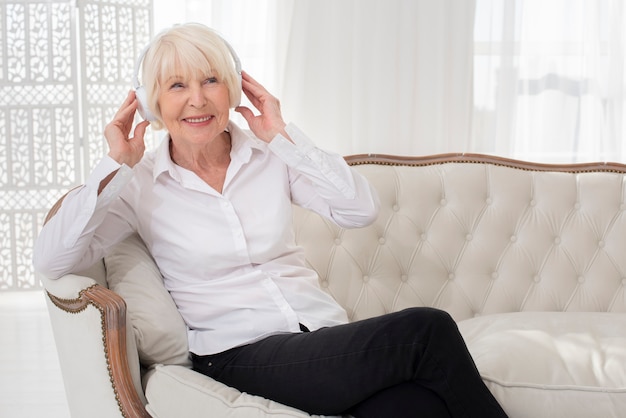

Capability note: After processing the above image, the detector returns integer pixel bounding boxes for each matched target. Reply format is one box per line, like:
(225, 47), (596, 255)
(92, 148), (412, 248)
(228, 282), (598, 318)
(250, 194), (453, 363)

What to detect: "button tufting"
(401, 274), (408, 282)
(363, 275), (370, 283)
(485, 198), (492, 205)
(621, 204), (626, 211)
(448, 273), (455, 280)
(440, 198), (447, 206)
(574, 203), (581, 210)
(378, 237), (386, 245)
(598, 241), (605, 248)
(578, 276), (585, 283)
(392, 204), (400, 212)
(530, 199), (536, 207)
(510, 235), (517, 243)
(534, 275), (541, 283)
(334, 238), (341, 245)
(466, 234), (473, 241)
(622, 278), (626, 286)
(420, 233), (428, 241)
(320, 280), (329, 288)
(554, 237), (561, 245)
(492, 272), (499, 280)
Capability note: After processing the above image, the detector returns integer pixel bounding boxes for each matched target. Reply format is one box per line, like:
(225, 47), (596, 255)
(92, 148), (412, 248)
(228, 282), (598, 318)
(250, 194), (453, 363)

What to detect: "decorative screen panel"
(0, 0), (152, 290)
(79, 0), (152, 173)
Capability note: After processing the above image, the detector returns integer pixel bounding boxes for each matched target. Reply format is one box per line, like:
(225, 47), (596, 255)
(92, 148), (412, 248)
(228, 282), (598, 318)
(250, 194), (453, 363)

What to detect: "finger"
(113, 91), (136, 117)
(115, 98), (140, 128)
(132, 120), (150, 142)
(241, 70), (257, 84)
(241, 78), (268, 99)
(241, 85), (262, 110)
(235, 106), (255, 124)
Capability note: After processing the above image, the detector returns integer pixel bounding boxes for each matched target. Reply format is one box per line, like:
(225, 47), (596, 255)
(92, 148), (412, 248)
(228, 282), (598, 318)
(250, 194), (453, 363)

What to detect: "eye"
(169, 81), (184, 90)
(204, 77), (218, 85)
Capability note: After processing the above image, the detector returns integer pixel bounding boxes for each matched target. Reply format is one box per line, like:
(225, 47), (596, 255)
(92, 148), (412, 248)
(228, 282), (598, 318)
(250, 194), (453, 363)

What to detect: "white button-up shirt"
(34, 122), (379, 355)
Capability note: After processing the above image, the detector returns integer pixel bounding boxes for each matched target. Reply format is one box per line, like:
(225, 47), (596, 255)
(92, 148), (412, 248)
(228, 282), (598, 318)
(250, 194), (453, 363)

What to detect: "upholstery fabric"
(459, 311), (626, 418)
(144, 365), (337, 418)
(293, 163), (626, 322)
(105, 233), (191, 367)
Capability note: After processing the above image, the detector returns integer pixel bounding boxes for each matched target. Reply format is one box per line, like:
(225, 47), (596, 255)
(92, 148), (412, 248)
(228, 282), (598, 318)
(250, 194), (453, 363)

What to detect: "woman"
(34, 23), (507, 417)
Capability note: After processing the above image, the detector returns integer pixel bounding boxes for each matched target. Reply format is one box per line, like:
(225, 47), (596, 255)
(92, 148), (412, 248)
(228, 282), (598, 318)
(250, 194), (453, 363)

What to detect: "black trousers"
(191, 307), (508, 417)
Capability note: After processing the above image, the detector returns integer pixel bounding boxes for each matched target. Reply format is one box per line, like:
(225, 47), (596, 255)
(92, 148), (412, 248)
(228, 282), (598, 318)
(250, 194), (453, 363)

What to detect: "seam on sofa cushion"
(482, 375), (626, 393)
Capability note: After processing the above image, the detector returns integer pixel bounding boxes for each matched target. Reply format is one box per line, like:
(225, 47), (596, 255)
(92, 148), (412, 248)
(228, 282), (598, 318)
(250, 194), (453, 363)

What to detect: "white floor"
(0, 291), (71, 418)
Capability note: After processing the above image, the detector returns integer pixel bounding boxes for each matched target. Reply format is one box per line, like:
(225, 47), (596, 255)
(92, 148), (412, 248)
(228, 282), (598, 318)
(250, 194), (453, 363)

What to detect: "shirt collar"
(152, 120), (267, 183)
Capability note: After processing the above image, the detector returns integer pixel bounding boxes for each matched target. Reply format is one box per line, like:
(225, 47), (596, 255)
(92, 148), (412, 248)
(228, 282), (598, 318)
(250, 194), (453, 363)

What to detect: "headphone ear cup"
(234, 72), (242, 108)
(135, 86), (156, 121)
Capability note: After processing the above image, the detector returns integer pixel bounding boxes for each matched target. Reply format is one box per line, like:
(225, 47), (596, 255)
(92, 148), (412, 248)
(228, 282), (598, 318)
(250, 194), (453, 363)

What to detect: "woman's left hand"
(235, 71), (291, 143)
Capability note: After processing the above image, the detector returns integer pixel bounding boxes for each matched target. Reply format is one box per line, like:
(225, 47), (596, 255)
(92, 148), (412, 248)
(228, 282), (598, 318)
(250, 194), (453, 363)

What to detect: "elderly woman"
(34, 23), (507, 418)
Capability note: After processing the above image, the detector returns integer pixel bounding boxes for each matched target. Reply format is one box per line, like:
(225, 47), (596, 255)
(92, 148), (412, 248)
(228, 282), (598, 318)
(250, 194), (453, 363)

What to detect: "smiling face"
(157, 68), (231, 146)
(140, 23), (242, 132)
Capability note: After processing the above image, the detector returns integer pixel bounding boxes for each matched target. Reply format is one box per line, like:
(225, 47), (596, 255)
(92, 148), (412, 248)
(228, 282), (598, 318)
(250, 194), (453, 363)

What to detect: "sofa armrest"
(45, 275), (149, 418)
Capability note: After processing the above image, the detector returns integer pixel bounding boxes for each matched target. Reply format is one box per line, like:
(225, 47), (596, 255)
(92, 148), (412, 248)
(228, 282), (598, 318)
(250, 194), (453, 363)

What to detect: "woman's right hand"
(104, 90), (150, 167)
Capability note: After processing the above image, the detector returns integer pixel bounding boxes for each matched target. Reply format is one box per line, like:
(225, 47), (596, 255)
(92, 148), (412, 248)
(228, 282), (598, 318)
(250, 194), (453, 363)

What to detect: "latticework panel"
(79, 0), (153, 173)
(1, 0), (152, 290)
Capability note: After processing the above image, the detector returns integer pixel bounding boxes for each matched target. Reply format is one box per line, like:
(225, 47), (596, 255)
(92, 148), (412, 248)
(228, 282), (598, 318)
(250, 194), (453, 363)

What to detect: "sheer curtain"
(152, 0), (475, 156)
(152, 1), (625, 160)
(279, 0), (476, 156)
(473, 0), (626, 163)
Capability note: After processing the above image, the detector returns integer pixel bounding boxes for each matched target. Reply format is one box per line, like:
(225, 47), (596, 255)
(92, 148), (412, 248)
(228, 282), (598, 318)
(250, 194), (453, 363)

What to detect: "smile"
(185, 115), (212, 123)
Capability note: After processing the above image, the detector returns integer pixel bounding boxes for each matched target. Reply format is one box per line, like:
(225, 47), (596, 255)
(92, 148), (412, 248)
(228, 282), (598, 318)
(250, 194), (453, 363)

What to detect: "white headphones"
(132, 35), (243, 121)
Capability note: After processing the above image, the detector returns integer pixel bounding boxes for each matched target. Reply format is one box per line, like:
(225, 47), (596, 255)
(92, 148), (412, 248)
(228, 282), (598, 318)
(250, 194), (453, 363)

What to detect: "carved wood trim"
(345, 153), (626, 173)
(44, 186), (81, 225)
(47, 285), (150, 418)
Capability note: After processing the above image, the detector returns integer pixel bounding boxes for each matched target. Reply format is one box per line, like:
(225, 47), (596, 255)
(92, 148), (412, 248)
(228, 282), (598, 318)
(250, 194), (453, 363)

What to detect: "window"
(473, 0), (625, 163)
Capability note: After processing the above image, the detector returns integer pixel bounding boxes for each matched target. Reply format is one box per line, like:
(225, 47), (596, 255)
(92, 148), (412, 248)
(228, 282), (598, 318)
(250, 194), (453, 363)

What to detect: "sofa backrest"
(293, 154), (626, 322)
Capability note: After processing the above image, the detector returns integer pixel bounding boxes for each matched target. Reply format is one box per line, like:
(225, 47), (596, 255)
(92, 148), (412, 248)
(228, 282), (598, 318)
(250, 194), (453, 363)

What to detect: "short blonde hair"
(140, 23), (241, 130)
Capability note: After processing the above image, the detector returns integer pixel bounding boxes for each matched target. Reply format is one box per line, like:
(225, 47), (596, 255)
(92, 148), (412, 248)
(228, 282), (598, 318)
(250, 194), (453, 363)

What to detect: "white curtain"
(153, 0), (625, 161)
(152, 0), (475, 156)
(473, 0), (626, 163)
(279, 0), (476, 156)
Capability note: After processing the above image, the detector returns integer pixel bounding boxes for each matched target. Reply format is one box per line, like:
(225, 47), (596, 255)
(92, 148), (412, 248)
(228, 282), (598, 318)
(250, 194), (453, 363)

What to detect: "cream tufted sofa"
(41, 153), (626, 418)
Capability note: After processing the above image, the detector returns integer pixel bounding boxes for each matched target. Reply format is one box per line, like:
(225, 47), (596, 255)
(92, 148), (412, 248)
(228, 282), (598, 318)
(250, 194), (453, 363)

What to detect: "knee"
(402, 307), (459, 338)
(403, 307), (454, 324)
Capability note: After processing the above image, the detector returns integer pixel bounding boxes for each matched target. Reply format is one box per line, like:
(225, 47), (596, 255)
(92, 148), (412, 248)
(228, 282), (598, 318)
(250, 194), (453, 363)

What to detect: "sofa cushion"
(144, 365), (338, 418)
(458, 312), (626, 418)
(105, 233), (191, 367)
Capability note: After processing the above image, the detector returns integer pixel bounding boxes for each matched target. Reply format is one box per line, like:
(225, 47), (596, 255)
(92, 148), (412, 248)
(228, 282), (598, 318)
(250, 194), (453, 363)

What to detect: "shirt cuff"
(268, 123), (316, 166)
(85, 155), (133, 202)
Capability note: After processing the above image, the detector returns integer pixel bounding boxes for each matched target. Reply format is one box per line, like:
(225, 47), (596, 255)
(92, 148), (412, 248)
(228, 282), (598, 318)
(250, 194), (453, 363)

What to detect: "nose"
(188, 84), (207, 108)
